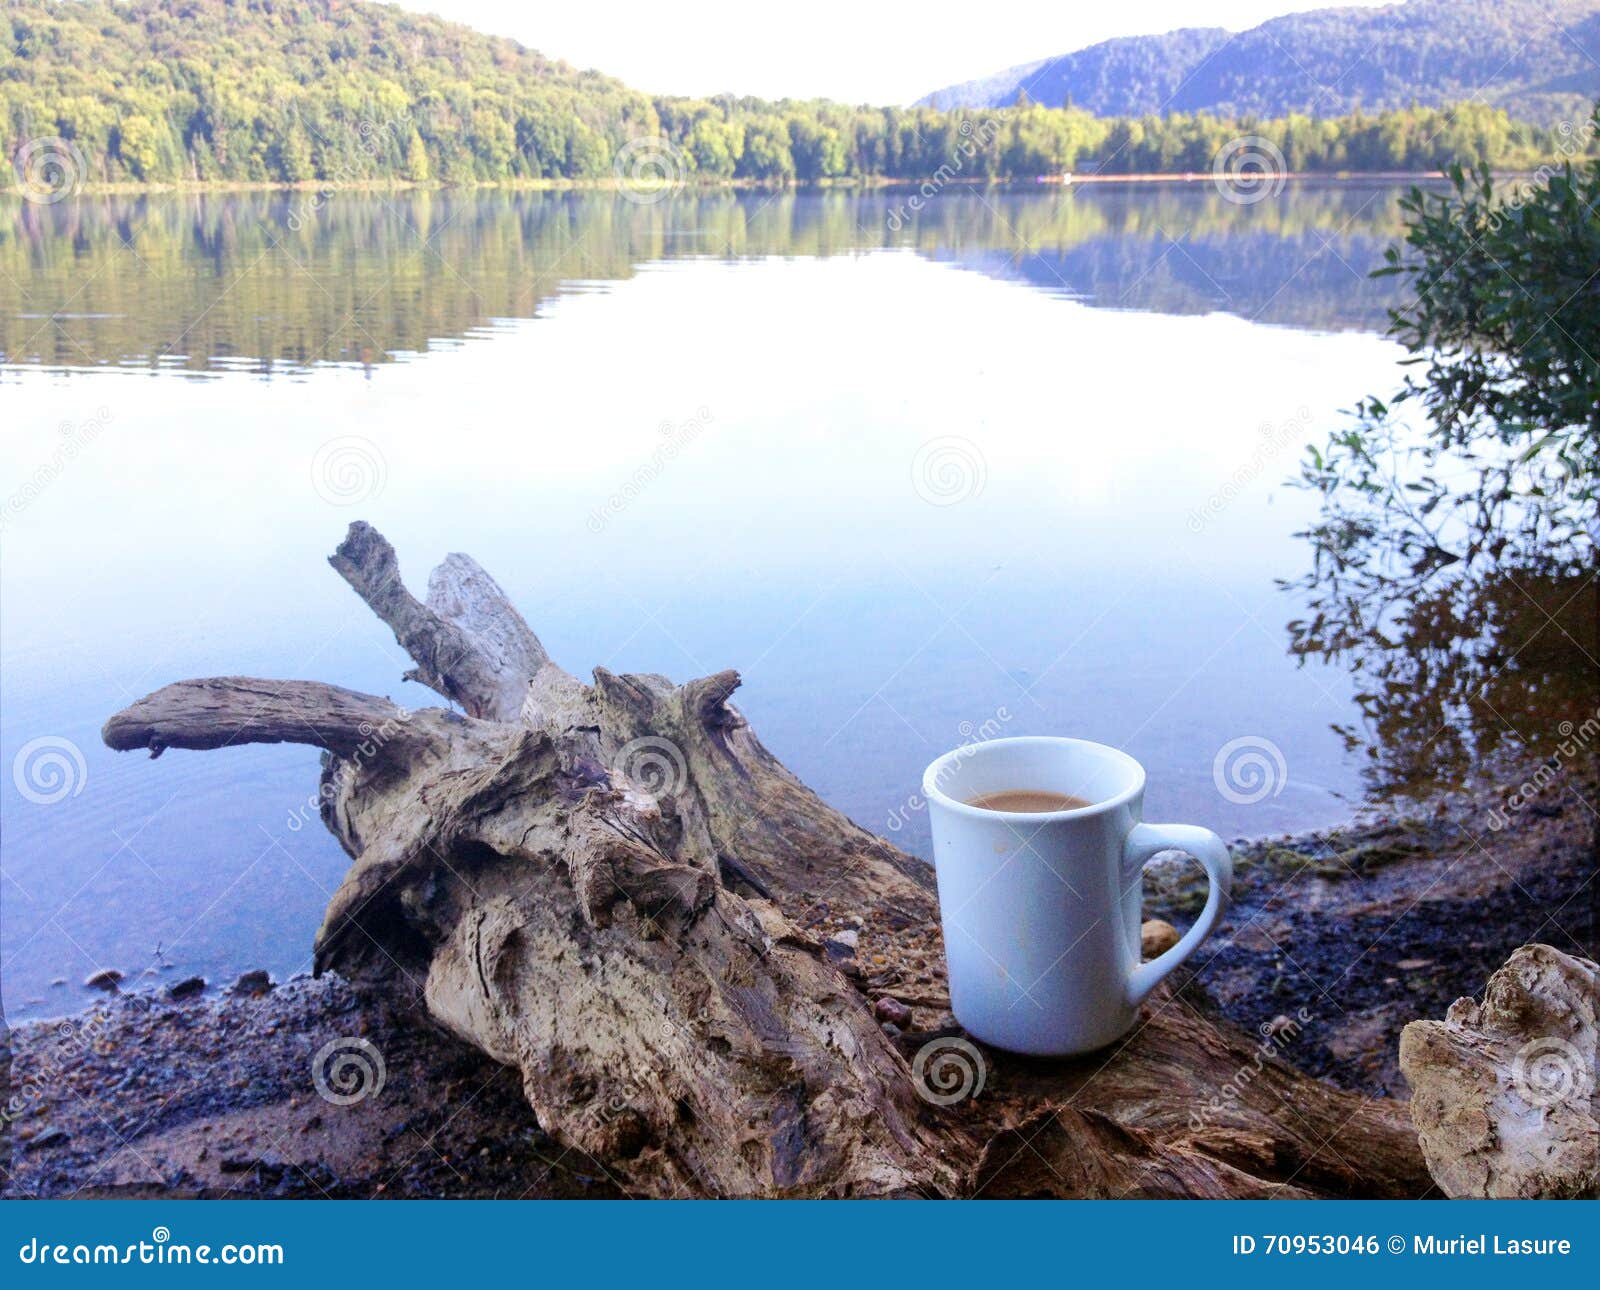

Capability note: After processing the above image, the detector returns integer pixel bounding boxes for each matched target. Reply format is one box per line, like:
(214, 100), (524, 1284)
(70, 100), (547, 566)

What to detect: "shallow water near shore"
(3, 182), (1439, 1020)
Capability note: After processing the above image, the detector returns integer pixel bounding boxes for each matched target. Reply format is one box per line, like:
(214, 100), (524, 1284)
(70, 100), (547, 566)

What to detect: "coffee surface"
(966, 789), (1092, 813)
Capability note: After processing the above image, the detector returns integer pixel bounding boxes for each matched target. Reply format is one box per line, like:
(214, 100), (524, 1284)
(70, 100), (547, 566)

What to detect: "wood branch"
(100, 678), (416, 758)
(101, 523), (1431, 1198)
(1400, 944), (1599, 1198)
(328, 521), (549, 720)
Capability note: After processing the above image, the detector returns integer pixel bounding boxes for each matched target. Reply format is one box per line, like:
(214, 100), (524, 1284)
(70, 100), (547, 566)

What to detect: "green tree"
(566, 120), (609, 177)
(1288, 117), (1600, 792)
(402, 129), (432, 182)
(276, 119), (315, 182)
(687, 116), (742, 178)
(1299, 142), (1600, 591)
(0, 0), (1590, 192)
(737, 119), (795, 181)
(468, 107), (516, 176)
(115, 113), (161, 179)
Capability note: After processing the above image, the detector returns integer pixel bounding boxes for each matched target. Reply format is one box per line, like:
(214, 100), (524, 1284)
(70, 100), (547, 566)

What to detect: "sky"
(399, 0), (1395, 104)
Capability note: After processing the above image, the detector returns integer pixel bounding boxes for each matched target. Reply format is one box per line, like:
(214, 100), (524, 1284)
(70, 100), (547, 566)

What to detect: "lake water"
(1, 182), (1424, 1020)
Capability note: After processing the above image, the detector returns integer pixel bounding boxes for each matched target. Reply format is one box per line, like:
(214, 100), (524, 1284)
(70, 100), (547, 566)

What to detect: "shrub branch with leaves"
(1288, 112), (1600, 793)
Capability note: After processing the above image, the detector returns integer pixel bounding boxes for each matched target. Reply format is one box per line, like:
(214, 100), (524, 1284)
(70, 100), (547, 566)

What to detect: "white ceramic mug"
(922, 736), (1231, 1056)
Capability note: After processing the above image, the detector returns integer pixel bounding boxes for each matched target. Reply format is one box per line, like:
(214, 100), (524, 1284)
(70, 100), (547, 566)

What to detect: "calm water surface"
(1, 183), (1422, 1019)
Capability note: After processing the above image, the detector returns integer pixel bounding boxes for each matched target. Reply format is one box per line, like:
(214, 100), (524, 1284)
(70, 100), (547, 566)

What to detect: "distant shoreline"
(1055, 169), (1449, 184)
(0, 169), (1485, 201)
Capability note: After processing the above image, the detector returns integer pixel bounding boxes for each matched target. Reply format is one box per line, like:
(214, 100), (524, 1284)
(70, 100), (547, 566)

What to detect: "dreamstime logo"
(586, 1076), (649, 1132)
(2, 1008), (143, 1126)
(614, 136), (688, 204)
(16, 1225), (283, 1267)
(12, 735), (88, 805)
(1, 407), (113, 534)
(1212, 735), (1287, 805)
(14, 136), (86, 204)
(1489, 115), (1599, 232)
(311, 1036), (387, 1106)
(1488, 707), (1600, 830)
(285, 109), (415, 231)
(1186, 406), (1313, 532)
(586, 407), (714, 532)
(911, 1036), (987, 1106)
(885, 706), (1013, 833)
(1510, 1036), (1592, 1109)
(1189, 1007), (1313, 1131)
(1515, 444), (1582, 500)
(886, 117), (1001, 230)
(310, 435), (387, 506)
(1212, 135), (1287, 206)
(284, 710), (412, 832)
(613, 736), (689, 796)
(912, 436), (987, 506)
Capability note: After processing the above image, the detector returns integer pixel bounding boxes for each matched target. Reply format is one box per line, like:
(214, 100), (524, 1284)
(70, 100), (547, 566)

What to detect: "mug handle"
(1120, 823), (1232, 1009)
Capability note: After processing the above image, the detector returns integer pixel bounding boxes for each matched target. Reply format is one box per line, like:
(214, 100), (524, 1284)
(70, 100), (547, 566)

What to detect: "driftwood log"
(101, 523), (1431, 1198)
(1400, 944), (1599, 1198)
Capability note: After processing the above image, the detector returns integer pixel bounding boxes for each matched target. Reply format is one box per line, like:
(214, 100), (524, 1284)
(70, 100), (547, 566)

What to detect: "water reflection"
(0, 179), (1491, 1022)
(1289, 553), (1599, 801)
(0, 182), (1419, 375)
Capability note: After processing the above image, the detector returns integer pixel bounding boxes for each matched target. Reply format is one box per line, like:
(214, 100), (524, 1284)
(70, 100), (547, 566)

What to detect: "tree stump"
(101, 523), (1430, 1198)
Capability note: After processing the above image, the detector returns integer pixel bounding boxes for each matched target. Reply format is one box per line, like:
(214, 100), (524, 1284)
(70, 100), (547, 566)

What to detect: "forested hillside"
(920, 0), (1600, 123)
(2, 0), (655, 183)
(0, 0), (1591, 189)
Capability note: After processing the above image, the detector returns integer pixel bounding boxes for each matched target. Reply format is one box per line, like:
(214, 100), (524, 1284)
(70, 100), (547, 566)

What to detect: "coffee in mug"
(924, 736), (1231, 1056)
(965, 789), (1091, 813)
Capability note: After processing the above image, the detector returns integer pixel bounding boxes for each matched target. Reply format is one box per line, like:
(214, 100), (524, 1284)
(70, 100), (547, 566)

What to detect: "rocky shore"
(4, 761), (1593, 1200)
(4, 974), (621, 1199)
(1152, 764), (1595, 1097)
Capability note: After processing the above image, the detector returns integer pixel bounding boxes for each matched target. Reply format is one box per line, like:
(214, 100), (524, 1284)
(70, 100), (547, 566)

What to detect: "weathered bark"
(102, 522), (1430, 1198)
(104, 678), (415, 759)
(1400, 944), (1599, 1198)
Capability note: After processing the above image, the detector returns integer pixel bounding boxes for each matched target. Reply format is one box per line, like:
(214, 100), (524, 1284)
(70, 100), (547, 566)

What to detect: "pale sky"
(399, 0), (1395, 104)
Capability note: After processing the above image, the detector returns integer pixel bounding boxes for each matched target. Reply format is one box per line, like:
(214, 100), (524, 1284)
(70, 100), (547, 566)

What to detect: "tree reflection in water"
(1288, 552), (1597, 801)
(1287, 160), (1600, 810)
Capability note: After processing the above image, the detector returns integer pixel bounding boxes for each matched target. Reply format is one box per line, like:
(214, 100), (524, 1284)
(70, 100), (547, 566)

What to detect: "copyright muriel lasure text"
(1232, 1233), (1575, 1257)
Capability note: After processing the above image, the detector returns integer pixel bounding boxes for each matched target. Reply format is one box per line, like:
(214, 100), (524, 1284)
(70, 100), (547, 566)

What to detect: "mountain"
(918, 0), (1600, 122)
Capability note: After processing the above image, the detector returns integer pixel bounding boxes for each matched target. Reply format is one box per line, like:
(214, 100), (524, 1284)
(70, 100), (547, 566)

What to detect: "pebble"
(231, 969), (273, 996)
(83, 969), (123, 991)
(873, 996), (913, 1029)
(822, 938), (856, 964)
(167, 976), (206, 1001)
(1141, 919), (1181, 959)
